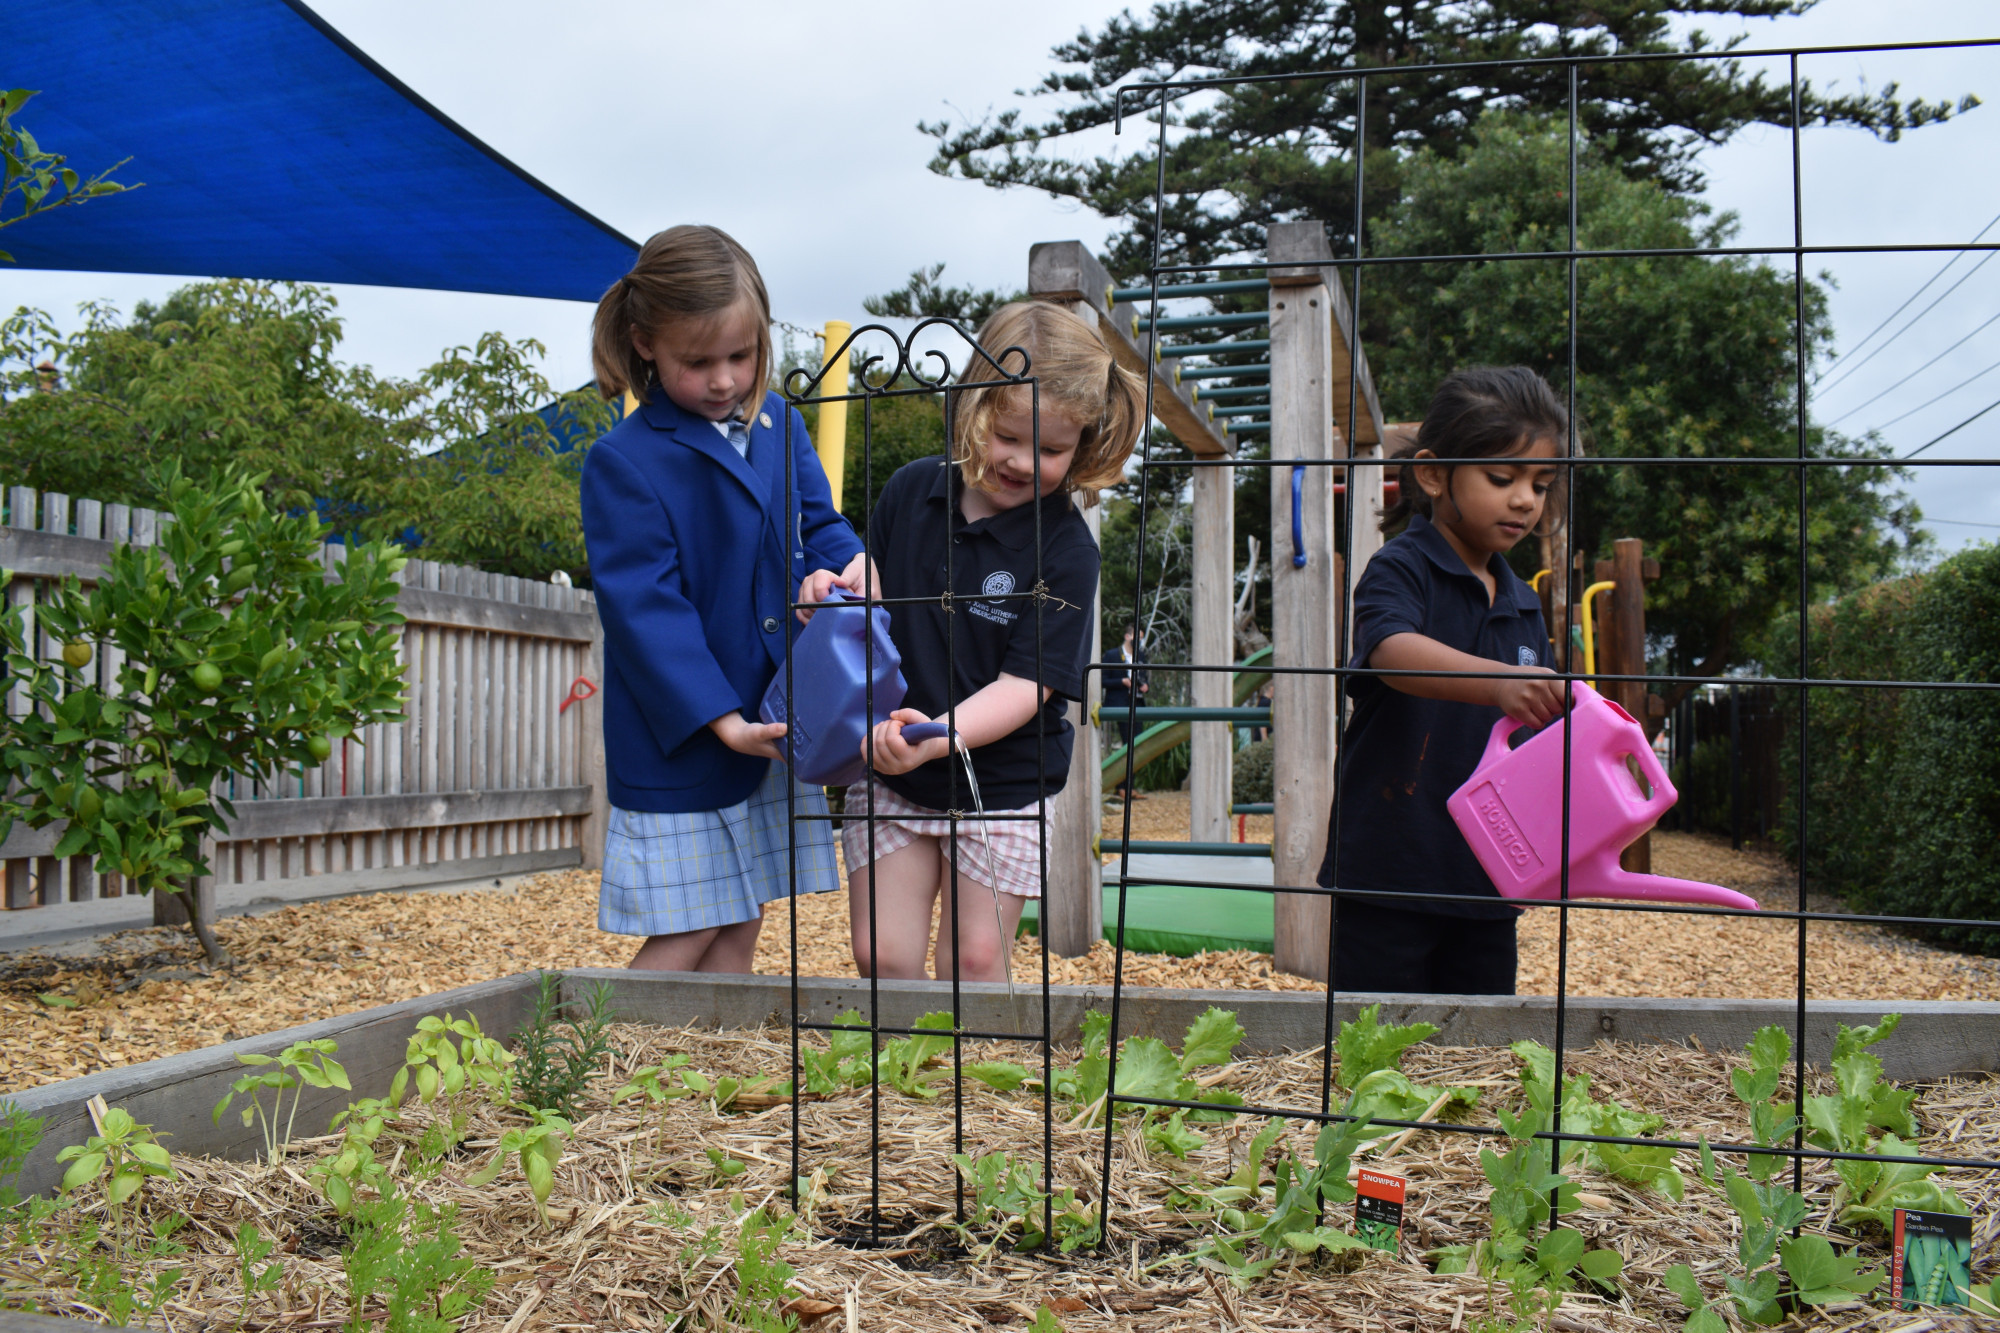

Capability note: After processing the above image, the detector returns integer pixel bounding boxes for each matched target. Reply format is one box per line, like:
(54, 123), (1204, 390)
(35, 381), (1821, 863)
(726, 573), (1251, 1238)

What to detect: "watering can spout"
(1573, 849), (1759, 912)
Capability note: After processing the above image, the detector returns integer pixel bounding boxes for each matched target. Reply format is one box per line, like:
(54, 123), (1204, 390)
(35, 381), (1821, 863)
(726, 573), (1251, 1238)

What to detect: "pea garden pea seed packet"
(1355, 1168), (1407, 1255)
(1893, 1208), (1972, 1309)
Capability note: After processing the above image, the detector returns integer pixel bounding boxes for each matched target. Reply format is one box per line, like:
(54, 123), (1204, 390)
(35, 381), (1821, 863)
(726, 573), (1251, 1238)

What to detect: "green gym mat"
(1018, 883), (1274, 957)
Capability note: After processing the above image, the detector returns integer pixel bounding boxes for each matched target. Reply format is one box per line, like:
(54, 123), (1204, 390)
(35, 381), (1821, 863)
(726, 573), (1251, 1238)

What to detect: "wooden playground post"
(1267, 222), (1383, 982)
(1592, 537), (1663, 873)
(1190, 464), (1234, 843)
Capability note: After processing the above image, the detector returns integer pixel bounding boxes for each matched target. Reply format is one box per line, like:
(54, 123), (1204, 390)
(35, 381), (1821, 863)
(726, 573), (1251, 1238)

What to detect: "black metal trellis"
(774, 37), (2000, 1264)
(1091, 37), (2000, 1245)
(780, 321), (1064, 1248)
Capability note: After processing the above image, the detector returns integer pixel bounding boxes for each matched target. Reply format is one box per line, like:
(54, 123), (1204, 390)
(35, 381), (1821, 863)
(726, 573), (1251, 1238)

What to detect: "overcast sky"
(3, 0), (1996, 550)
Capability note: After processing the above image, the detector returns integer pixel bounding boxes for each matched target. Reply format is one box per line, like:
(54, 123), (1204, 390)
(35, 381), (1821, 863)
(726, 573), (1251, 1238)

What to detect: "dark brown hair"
(590, 225), (772, 418)
(1379, 365), (1570, 534)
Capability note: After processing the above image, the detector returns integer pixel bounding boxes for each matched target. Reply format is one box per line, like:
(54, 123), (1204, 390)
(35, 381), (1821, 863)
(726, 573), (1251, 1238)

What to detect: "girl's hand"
(795, 554), (885, 623)
(1492, 668), (1567, 729)
(863, 708), (950, 776)
(795, 568), (844, 624)
(710, 711), (787, 761)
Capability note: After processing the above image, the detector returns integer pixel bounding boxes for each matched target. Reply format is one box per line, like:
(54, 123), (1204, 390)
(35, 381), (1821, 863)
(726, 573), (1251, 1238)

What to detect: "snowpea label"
(1355, 1168), (1407, 1254)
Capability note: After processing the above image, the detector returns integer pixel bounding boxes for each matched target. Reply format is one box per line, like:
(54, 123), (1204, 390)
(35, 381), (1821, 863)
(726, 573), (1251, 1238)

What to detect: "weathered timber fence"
(0, 484), (608, 920)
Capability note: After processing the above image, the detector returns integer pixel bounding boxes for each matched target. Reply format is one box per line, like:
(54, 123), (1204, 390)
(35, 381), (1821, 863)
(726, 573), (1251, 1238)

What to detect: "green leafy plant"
(54, 1106), (175, 1257)
(730, 1205), (801, 1333)
(946, 1151), (1098, 1259)
(1511, 1040), (1683, 1201)
(1799, 1016), (1965, 1228)
(800, 1010), (1028, 1101)
(1052, 1007), (1245, 1128)
(0, 1099), (44, 1216)
(700, 1147), (748, 1186)
(0, 88), (138, 263)
(311, 1095), (397, 1215)
(1431, 1044), (1622, 1323)
(213, 1038), (351, 1166)
(389, 1012), (515, 1150)
(466, 1109), (570, 1225)
(54, 1213), (184, 1328)
(1159, 1116), (1376, 1286)
(233, 1219), (284, 1325)
(0, 463), (408, 962)
(1027, 1306), (1066, 1333)
(1335, 1004), (1480, 1127)
(340, 1189), (493, 1333)
(511, 973), (616, 1121)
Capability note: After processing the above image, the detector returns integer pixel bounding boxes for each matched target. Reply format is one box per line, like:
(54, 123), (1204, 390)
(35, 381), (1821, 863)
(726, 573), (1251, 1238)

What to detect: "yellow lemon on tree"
(62, 641), (93, 669)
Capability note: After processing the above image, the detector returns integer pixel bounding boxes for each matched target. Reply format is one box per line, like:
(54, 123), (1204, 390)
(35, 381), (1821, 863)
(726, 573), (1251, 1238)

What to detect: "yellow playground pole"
(1579, 580), (1617, 679)
(818, 320), (852, 512)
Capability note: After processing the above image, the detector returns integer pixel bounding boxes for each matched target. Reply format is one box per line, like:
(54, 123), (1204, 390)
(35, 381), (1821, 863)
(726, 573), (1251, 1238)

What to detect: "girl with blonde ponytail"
(797, 301), (1144, 984)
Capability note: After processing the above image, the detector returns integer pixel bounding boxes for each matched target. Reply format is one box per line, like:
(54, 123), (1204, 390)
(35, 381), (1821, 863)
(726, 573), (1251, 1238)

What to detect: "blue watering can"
(758, 589), (949, 786)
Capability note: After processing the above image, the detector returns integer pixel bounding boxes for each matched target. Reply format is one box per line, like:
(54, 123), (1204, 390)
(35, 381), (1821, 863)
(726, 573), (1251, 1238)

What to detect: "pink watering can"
(1446, 683), (1758, 911)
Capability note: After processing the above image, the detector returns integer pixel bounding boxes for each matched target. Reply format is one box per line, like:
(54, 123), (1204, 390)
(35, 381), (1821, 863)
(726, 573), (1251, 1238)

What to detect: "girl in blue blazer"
(582, 225), (868, 972)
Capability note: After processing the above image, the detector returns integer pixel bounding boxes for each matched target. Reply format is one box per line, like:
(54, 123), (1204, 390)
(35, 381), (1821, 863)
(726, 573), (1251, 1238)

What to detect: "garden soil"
(2, 792), (1998, 1095)
(3, 1021), (1994, 1332)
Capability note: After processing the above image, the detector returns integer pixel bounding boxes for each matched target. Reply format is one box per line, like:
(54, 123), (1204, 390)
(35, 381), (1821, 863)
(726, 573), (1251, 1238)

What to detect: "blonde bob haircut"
(953, 301), (1146, 505)
(591, 224), (772, 421)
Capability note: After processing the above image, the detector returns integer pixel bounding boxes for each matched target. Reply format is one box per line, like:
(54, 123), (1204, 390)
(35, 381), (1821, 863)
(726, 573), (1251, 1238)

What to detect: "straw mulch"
(2, 799), (1998, 1097)
(4, 1022), (1994, 1331)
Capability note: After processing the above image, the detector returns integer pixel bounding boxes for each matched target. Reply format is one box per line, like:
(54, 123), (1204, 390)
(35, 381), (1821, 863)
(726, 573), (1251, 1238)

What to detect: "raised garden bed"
(2, 973), (1997, 1331)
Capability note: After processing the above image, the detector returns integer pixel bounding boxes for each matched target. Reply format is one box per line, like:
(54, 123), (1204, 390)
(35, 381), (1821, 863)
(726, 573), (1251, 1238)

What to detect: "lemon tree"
(0, 463), (407, 962)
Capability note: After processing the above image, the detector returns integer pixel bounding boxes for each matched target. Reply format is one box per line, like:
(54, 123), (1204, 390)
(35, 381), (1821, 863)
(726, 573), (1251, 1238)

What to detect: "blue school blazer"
(580, 386), (863, 813)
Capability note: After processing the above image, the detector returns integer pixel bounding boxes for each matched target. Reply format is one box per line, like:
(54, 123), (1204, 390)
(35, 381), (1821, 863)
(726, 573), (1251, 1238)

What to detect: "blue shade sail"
(4, 0), (639, 300)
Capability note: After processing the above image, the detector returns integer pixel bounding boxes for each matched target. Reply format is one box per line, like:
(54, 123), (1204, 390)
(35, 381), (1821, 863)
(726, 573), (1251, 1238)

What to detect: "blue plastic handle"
(1290, 463), (1307, 568)
(901, 722), (951, 743)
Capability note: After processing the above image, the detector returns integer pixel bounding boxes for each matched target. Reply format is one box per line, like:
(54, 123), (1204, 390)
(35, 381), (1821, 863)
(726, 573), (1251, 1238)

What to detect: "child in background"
(581, 225), (870, 973)
(803, 303), (1143, 983)
(1319, 366), (1570, 995)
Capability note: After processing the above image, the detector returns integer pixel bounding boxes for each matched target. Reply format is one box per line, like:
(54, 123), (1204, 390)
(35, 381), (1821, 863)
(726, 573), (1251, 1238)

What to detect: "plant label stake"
(1894, 1208), (1973, 1309)
(1354, 1168), (1406, 1254)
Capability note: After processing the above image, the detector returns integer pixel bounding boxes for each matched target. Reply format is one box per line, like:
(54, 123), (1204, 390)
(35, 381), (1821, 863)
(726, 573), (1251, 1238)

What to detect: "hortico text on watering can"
(1444, 683), (1758, 911)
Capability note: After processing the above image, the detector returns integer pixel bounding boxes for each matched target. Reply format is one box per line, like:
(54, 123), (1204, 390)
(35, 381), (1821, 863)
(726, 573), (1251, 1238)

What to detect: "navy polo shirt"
(868, 456), (1100, 811)
(1318, 513), (1550, 919)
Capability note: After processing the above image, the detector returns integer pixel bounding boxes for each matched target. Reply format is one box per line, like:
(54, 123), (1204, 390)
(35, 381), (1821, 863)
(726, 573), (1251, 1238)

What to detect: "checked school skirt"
(598, 762), (840, 937)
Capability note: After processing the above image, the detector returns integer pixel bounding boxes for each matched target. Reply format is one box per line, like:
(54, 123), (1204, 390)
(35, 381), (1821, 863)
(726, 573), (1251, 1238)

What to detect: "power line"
(1903, 395), (2000, 459)
(1826, 307), (2000, 426)
(1819, 248), (1999, 398)
(1925, 516), (2000, 529)
(1864, 354), (2000, 435)
(1815, 208), (2000, 386)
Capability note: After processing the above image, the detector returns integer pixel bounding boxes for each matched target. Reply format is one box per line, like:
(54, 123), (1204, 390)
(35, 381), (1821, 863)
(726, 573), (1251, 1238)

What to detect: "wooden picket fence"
(0, 484), (607, 916)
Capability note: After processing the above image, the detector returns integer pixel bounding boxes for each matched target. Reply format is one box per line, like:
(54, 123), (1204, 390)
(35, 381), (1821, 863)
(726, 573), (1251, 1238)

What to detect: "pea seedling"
(54, 1106), (176, 1258)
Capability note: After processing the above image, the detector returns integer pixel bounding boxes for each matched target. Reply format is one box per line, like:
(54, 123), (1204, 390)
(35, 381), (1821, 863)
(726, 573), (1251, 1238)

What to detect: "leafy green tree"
(1367, 115), (1921, 694)
(0, 282), (612, 581)
(920, 0), (1975, 274)
(0, 465), (408, 963)
(863, 264), (1024, 328)
(1, 89), (138, 262)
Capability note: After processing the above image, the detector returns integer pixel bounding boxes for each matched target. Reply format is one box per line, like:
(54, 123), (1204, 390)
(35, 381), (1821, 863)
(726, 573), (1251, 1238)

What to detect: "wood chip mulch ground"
(4, 1021), (1996, 1331)
(1, 792), (1996, 1098)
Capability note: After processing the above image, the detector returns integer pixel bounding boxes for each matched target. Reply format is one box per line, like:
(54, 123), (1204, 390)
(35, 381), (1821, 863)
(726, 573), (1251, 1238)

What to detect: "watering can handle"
(900, 722), (952, 743)
(1477, 681), (1603, 768)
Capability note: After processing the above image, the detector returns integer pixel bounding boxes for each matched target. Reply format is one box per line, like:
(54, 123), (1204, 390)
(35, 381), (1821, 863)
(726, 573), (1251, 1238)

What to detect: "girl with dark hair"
(1319, 365), (1570, 995)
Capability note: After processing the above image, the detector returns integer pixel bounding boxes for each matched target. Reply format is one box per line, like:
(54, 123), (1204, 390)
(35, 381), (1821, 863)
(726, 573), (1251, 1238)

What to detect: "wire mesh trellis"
(780, 320), (1069, 1247)
(774, 37), (2000, 1263)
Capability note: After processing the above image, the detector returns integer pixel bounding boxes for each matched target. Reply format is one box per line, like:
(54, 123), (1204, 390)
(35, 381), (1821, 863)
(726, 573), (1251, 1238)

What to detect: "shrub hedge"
(1780, 545), (2000, 953)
